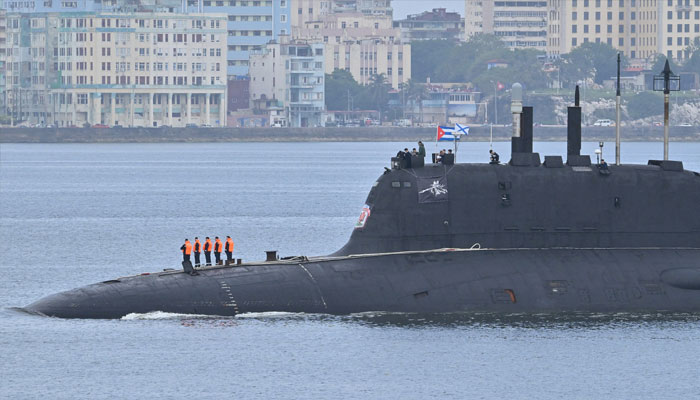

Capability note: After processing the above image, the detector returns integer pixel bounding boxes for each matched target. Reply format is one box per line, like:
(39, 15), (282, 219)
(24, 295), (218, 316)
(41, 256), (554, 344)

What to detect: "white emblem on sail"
(419, 180), (448, 196)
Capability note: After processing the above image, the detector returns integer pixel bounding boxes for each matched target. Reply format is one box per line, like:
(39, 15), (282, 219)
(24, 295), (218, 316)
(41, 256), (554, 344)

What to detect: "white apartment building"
(547, 0), (700, 62)
(464, 0), (548, 50)
(4, 12), (228, 127)
(249, 36), (326, 127)
(294, 10), (410, 88)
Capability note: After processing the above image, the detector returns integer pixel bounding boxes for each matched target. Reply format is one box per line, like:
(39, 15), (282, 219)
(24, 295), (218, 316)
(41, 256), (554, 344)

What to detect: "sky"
(391, 0), (464, 19)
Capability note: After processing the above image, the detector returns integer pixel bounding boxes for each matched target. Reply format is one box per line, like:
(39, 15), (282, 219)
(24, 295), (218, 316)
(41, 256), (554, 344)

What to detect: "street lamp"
(653, 59), (680, 161)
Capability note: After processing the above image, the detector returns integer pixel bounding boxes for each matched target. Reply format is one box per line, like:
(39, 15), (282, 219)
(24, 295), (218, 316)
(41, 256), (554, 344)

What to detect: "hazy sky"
(392, 0), (464, 19)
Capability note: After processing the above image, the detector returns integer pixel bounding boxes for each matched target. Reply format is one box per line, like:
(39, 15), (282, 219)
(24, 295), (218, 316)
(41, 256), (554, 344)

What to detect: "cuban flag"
(437, 126), (459, 142)
(455, 123), (470, 137)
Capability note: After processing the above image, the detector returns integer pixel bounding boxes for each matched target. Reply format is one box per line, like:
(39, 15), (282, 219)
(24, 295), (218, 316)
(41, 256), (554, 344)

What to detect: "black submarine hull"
(25, 248), (700, 319)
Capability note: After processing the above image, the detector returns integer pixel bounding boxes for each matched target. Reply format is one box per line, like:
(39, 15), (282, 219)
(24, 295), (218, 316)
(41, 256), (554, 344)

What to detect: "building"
(547, 0), (699, 62)
(1, 9), (7, 118)
(249, 36), (325, 127)
(393, 8), (463, 42)
(294, 8), (410, 88)
(291, 0), (392, 32)
(3, 11), (228, 126)
(188, 0), (291, 78)
(464, 0), (548, 50)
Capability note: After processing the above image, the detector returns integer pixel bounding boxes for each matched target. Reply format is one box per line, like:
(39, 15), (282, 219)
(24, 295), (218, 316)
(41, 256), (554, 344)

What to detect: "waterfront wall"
(1, 126), (698, 143)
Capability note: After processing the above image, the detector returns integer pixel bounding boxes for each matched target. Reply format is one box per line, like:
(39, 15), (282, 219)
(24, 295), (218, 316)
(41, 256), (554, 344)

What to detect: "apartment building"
(1, 9), (7, 116)
(547, 0), (699, 61)
(249, 36), (325, 126)
(4, 11), (228, 126)
(294, 9), (410, 88)
(188, 0), (291, 77)
(464, 0), (548, 50)
(393, 8), (464, 42)
(291, 0), (391, 31)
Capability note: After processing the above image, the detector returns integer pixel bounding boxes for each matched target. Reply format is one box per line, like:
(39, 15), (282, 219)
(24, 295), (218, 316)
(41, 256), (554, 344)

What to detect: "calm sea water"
(2, 141), (700, 399)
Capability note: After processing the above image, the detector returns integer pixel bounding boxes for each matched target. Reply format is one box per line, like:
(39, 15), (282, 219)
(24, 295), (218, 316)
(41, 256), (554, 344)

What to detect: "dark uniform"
(225, 236), (234, 262)
(180, 240), (192, 262)
(214, 237), (223, 264)
(203, 237), (213, 266)
(193, 238), (201, 267)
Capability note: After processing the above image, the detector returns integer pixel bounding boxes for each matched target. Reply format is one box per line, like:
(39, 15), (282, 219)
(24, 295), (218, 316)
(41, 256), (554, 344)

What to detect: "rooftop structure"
(393, 8), (463, 42)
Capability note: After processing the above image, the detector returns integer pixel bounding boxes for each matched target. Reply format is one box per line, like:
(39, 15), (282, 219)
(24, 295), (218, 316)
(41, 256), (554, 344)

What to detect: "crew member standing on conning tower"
(193, 237), (202, 267)
(180, 239), (192, 262)
(203, 237), (213, 266)
(214, 236), (223, 264)
(225, 236), (234, 263)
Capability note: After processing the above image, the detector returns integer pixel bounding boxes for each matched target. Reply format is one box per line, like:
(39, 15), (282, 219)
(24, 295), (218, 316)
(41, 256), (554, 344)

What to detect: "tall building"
(189, 0), (291, 77)
(1, 9), (7, 116)
(393, 8), (464, 42)
(3, 11), (228, 126)
(249, 36), (325, 126)
(547, 0), (699, 62)
(293, 5), (410, 88)
(291, 0), (391, 32)
(464, 0), (548, 50)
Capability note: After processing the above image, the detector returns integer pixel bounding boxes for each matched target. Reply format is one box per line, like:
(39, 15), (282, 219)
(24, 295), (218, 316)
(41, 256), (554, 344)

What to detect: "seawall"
(1, 126), (698, 143)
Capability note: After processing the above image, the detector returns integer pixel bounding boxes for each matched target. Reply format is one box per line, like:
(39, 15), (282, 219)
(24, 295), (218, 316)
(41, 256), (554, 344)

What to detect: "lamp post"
(653, 59), (680, 161)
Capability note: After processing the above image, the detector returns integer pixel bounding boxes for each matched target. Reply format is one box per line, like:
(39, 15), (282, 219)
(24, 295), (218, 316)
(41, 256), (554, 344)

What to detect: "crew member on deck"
(193, 237), (202, 267)
(418, 141), (426, 159)
(203, 237), (213, 266)
(225, 236), (235, 263)
(489, 150), (500, 164)
(214, 237), (223, 264)
(180, 239), (192, 262)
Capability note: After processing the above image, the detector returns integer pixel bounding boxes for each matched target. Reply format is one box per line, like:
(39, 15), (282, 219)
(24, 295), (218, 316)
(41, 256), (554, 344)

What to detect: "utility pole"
(615, 53), (621, 165)
(653, 59), (680, 161)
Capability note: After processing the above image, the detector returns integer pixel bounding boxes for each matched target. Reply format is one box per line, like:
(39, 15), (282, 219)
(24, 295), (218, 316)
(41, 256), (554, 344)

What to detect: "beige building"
(547, 0), (699, 62)
(464, 0), (548, 50)
(4, 12), (228, 127)
(294, 10), (410, 88)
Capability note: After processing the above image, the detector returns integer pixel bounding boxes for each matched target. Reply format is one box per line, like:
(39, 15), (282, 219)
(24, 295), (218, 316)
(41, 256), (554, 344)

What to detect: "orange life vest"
(182, 241), (192, 255)
(204, 240), (212, 252)
(214, 239), (223, 252)
(194, 240), (201, 253)
(225, 238), (234, 252)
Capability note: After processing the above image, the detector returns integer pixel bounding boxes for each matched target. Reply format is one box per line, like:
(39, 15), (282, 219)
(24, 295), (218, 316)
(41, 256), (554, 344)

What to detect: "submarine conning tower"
(333, 86), (700, 256)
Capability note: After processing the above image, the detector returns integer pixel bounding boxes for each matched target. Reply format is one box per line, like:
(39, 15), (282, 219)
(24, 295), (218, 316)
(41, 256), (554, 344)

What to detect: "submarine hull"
(25, 248), (700, 319)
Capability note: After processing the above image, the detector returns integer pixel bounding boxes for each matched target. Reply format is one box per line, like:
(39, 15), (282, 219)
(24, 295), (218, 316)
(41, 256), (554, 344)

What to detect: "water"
(2, 141), (700, 399)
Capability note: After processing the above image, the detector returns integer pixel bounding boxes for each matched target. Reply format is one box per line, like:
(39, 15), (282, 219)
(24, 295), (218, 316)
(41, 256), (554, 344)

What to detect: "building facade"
(547, 0), (699, 62)
(464, 0), (548, 50)
(393, 8), (463, 42)
(249, 36), (325, 127)
(294, 10), (410, 88)
(3, 11), (228, 126)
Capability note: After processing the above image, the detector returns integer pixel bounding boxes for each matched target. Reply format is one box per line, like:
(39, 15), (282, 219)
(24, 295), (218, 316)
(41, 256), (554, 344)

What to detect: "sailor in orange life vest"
(180, 239), (192, 262)
(214, 237), (223, 264)
(193, 237), (202, 267)
(203, 237), (213, 266)
(225, 236), (234, 262)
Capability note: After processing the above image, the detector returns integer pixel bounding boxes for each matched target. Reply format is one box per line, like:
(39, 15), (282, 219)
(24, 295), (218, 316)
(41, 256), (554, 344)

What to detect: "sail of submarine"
(25, 86), (700, 319)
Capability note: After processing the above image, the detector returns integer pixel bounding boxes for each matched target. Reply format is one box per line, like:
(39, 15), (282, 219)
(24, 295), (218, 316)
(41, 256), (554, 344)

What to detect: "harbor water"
(2, 141), (700, 399)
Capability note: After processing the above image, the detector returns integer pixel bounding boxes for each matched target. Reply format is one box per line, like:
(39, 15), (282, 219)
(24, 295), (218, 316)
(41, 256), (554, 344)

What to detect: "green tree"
(366, 73), (390, 121)
(325, 69), (362, 111)
(626, 91), (663, 120)
(560, 42), (626, 86)
(650, 54), (681, 75)
(682, 38), (700, 74)
(404, 79), (429, 123)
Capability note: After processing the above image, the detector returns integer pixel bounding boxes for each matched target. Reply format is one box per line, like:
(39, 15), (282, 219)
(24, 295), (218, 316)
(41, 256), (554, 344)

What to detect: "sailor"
(489, 150), (500, 164)
(403, 148), (412, 168)
(225, 236), (235, 263)
(417, 141), (426, 159)
(203, 237), (213, 266)
(214, 236), (223, 264)
(180, 239), (192, 262)
(599, 159), (609, 170)
(193, 237), (202, 267)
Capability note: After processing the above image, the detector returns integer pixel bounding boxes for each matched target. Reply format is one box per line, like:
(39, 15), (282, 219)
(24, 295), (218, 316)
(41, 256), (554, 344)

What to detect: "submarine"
(26, 87), (700, 319)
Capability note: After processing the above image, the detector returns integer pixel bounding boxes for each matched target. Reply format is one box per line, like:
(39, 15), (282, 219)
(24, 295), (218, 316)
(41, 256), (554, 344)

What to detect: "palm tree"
(367, 73), (390, 123)
(405, 79), (429, 124)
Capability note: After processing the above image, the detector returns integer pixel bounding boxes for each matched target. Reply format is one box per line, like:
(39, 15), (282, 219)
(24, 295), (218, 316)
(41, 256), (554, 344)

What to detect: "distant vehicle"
(201, 124), (213, 128)
(93, 124), (109, 128)
(113, 124), (123, 128)
(45, 124), (55, 128)
(593, 119), (614, 127)
(185, 123), (198, 128)
(157, 125), (170, 129)
(394, 119), (412, 127)
(677, 122), (693, 127)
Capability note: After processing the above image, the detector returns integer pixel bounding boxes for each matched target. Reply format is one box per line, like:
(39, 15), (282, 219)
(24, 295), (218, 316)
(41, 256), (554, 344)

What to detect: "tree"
(325, 69), (362, 111)
(560, 42), (626, 86)
(627, 91), (663, 120)
(404, 79), (429, 123)
(682, 38), (700, 74)
(650, 54), (680, 75)
(367, 73), (390, 121)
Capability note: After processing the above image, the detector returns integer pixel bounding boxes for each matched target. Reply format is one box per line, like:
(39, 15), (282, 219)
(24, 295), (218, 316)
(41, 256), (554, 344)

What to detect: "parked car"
(92, 124), (109, 128)
(185, 123), (198, 128)
(201, 124), (212, 128)
(593, 119), (614, 127)
(676, 122), (693, 127)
